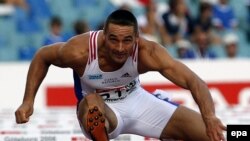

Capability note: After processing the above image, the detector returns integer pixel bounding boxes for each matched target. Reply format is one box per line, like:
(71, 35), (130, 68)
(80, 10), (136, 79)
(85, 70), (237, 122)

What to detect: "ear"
(135, 33), (139, 43)
(136, 30), (139, 37)
(102, 31), (106, 41)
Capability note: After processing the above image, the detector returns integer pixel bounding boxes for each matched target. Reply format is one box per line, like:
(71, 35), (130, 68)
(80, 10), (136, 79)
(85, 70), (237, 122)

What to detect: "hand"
(15, 103), (34, 124)
(205, 115), (227, 141)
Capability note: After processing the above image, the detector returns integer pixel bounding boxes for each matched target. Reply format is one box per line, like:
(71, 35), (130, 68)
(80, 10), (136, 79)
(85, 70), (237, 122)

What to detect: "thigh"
(121, 88), (178, 138)
(161, 106), (210, 141)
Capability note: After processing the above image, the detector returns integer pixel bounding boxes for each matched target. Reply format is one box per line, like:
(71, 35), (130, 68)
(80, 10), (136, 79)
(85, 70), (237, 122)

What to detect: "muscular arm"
(138, 38), (226, 141)
(16, 34), (88, 123)
(138, 38), (215, 120)
(23, 33), (89, 103)
(22, 43), (65, 105)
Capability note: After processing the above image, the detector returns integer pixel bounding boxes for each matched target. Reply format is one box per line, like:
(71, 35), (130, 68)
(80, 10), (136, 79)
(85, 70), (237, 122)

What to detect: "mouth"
(112, 51), (127, 59)
(115, 54), (126, 59)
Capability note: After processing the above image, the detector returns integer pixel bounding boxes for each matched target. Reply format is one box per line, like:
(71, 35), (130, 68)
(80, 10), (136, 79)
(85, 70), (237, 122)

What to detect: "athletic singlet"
(77, 31), (140, 102)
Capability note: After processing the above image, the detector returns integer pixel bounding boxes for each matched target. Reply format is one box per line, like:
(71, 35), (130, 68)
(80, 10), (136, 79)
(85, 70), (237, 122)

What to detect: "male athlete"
(15, 10), (226, 141)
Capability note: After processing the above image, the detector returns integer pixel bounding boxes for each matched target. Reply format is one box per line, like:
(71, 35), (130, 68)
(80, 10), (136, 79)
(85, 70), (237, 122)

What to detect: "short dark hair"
(103, 9), (138, 34)
(50, 16), (62, 27)
(200, 2), (212, 13)
(169, 0), (178, 12)
(74, 20), (88, 35)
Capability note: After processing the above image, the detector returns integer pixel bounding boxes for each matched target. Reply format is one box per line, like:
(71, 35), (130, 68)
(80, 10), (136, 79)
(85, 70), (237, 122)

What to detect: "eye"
(123, 39), (132, 44)
(109, 38), (118, 43)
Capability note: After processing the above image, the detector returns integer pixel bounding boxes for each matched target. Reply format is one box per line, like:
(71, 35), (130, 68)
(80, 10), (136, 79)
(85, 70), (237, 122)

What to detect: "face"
(201, 6), (212, 19)
(175, 0), (187, 16)
(104, 23), (138, 64)
(194, 29), (209, 49)
(51, 24), (61, 36)
(226, 43), (237, 58)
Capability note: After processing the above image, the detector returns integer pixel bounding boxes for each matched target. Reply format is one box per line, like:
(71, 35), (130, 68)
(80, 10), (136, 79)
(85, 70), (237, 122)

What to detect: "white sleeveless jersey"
(80, 31), (140, 101)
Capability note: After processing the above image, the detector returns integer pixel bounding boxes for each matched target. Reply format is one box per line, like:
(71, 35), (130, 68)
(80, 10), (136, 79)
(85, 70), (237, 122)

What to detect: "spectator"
(223, 33), (239, 58)
(212, 0), (238, 31)
(191, 27), (217, 59)
(194, 1), (221, 44)
(195, 2), (213, 32)
(138, 0), (170, 45)
(74, 20), (89, 35)
(42, 16), (66, 46)
(162, 0), (194, 44)
(176, 39), (195, 59)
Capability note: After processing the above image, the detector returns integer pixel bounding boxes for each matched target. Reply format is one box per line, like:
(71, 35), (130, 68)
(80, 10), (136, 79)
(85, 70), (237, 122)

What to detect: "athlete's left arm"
(138, 38), (226, 141)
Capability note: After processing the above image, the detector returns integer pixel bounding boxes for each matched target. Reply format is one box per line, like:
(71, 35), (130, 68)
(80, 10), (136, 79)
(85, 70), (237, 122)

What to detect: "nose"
(118, 42), (124, 52)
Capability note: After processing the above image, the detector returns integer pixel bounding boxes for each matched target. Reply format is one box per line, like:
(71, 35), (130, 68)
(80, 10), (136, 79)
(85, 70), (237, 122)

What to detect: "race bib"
(96, 80), (138, 102)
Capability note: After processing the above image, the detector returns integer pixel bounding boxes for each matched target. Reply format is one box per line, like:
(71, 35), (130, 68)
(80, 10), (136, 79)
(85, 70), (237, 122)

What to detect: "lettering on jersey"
(124, 80), (136, 93)
(97, 80), (137, 102)
(102, 78), (120, 84)
(88, 74), (103, 80)
(121, 72), (131, 78)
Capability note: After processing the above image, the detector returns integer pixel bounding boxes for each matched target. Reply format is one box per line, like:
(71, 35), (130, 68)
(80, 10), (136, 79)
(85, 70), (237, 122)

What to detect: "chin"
(114, 59), (126, 64)
(112, 57), (127, 64)
(109, 54), (127, 63)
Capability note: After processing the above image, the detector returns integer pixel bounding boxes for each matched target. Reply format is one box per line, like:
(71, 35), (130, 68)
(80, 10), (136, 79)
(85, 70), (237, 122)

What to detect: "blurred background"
(0, 0), (250, 140)
(1, 0), (250, 60)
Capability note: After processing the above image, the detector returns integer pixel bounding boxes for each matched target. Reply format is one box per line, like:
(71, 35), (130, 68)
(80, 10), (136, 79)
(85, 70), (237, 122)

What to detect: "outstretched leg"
(77, 93), (117, 141)
(160, 106), (210, 141)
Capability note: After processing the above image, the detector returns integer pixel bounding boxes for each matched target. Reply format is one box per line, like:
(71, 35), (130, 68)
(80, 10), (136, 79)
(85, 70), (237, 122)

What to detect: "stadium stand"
(0, 0), (249, 61)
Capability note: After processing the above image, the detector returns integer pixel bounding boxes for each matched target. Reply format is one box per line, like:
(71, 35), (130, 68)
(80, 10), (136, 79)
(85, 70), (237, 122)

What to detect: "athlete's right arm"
(15, 43), (66, 124)
(15, 34), (88, 124)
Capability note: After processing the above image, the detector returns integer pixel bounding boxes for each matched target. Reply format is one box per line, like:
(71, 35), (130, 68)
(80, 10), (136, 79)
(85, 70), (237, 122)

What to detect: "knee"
(83, 93), (104, 105)
(85, 93), (105, 110)
(77, 93), (105, 120)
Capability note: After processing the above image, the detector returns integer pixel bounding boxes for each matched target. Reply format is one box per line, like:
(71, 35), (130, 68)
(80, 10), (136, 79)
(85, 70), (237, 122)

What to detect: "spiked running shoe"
(87, 106), (109, 141)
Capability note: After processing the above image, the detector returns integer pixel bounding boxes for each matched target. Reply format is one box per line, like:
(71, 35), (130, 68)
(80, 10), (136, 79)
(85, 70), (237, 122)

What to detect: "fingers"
(207, 119), (227, 141)
(208, 130), (225, 141)
(220, 123), (227, 131)
(214, 124), (226, 141)
(215, 118), (227, 141)
(218, 133), (226, 141)
(219, 125), (226, 141)
(15, 110), (29, 124)
(216, 127), (226, 141)
(213, 131), (220, 141)
(212, 121), (227, 141)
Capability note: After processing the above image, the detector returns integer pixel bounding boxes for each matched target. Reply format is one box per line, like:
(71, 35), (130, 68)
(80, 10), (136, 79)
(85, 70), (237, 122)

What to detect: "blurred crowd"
(0, 0), (250, 61)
